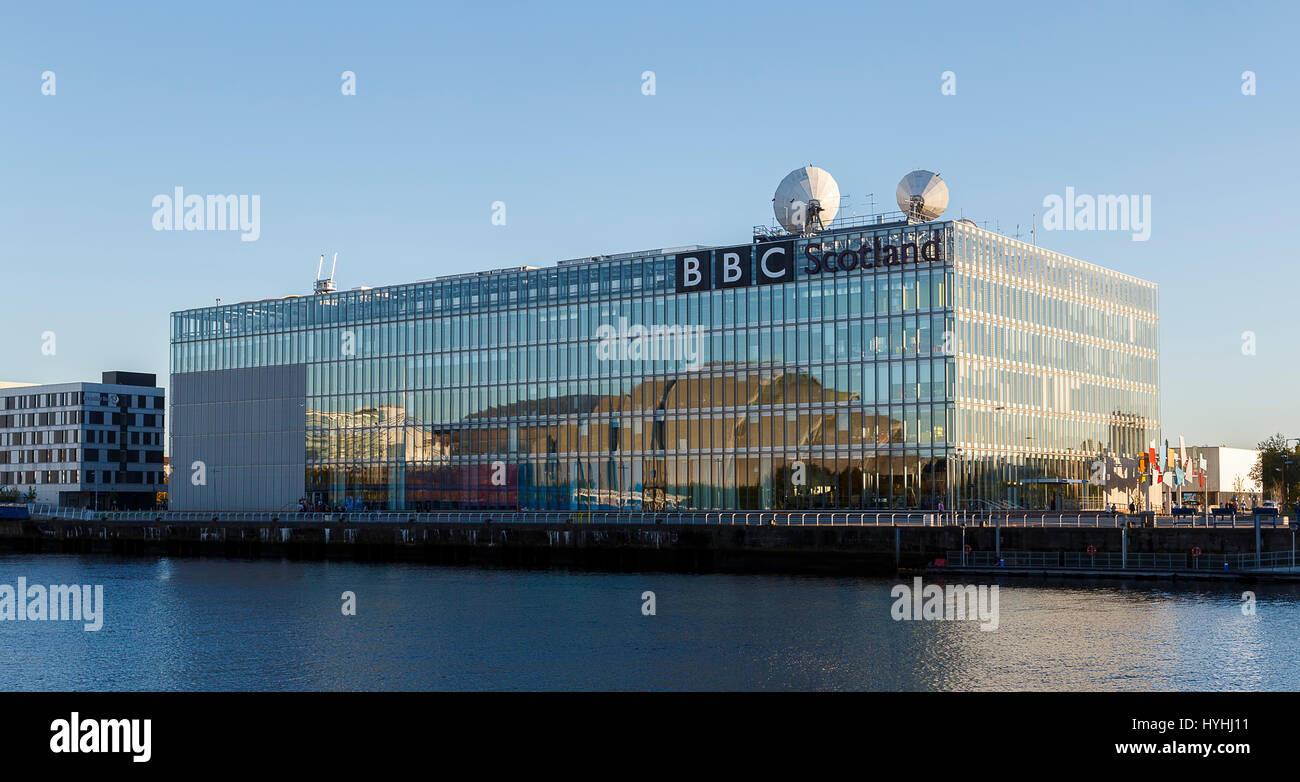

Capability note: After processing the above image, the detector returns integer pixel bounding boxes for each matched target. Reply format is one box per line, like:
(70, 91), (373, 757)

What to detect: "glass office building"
(169, 217), (1157, 512)
(950, 224), (1158, 510)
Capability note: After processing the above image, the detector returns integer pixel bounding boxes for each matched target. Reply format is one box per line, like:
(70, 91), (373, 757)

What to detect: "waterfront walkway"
(7, 505), (1296, 576)
(23, 504), (1291, 530)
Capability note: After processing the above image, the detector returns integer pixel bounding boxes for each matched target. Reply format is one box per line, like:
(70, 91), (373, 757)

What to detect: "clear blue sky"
(1, 0), (1296, 449)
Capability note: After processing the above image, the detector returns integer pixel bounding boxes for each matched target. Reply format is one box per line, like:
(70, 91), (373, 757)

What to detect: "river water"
(0, 554), (1295, 691)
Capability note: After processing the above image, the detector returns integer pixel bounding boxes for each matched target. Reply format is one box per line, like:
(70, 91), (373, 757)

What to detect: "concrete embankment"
(0, 516), (1295, 579)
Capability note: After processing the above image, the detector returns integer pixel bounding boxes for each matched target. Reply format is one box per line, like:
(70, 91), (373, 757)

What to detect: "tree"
(0, 487), (18, 503)
(1250, 433), (1300, 507)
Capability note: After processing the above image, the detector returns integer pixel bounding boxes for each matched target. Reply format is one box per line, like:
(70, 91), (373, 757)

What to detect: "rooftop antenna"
(896, 170), (949, 222)
(861, 192), (876, 217)
(1031, 213), (1037, 245)
(773, 166), (841, 235)
(314, 252), (339, 294)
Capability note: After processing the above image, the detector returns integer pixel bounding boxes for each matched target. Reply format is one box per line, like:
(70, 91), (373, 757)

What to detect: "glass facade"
(170, 219), (1156, 512)
(950, 221), (1159, 510)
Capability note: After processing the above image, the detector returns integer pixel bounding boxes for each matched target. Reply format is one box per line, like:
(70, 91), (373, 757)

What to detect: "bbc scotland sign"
(674, 231), (944, 294)
(675, 241), (793, 294)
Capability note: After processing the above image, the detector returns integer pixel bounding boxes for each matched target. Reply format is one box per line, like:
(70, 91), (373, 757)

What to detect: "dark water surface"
(0, 554), (1295, 691)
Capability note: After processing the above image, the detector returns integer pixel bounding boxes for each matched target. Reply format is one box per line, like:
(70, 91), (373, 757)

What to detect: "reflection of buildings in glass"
(494, 369), (866, 510)
(170, 217), (1157, 512)
(305, 404), (445, 507)
(306, 405), (440, 462)
(299, 360), (939, 510)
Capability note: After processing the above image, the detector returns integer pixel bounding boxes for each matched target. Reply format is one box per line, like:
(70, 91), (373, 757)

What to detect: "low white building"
(1179, 446), (1261, 508)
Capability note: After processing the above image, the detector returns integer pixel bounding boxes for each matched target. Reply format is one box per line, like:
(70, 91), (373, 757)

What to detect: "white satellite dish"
(896, 170), (949, 221)
(773, 166), (840, 233)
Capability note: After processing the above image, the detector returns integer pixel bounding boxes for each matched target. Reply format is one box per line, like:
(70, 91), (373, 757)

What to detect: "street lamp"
(1282, 439), (1300, 520)
(944, 449), (952, 522)
(948, 446), (963, 524)
(1284, 457), (1294, 517)
(1277, 458), (1294, 505)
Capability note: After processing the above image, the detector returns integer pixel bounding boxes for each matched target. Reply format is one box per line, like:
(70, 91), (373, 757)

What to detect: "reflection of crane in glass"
(644, 466), (665, 512)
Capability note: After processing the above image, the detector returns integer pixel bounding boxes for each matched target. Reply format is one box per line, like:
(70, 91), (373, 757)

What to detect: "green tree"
(1250, 433), (1300, 507)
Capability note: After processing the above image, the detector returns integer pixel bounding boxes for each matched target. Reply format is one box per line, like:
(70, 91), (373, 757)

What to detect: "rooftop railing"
(752, 211), (912, 240)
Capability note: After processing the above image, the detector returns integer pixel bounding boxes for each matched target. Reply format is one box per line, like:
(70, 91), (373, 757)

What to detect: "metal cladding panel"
(169, 365), (306, 511)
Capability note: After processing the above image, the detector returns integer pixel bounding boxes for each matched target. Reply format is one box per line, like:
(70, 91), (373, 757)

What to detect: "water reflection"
(0, 556), (1295, 691)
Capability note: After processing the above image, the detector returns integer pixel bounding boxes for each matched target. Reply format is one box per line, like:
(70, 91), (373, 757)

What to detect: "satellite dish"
(896, 170), (949, 221)
(773, 166), (840, 233)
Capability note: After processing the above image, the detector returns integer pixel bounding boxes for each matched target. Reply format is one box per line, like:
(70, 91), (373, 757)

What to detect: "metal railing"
(27, 504), (943, 527)
(752, 210), (910, 239)
(952, 551), (1062, 568)
(1062, 552), (1189, 570)
(945, 549), (1300, 573)
(964, 513), (1287, 529)
(22, 503), (1293, 530)
(1225, 550), (1300, 570)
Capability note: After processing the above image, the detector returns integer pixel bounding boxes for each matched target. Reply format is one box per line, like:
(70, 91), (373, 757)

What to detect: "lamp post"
(1023, 435), (1037, 511)
(1282, 439), (1300, 523)
(945, 449), (952, 523)
(1292, 457), (1299, 525)
(1202, 457), (1208, 526)
(1277, 458), (1294, 507)
(948, 446), (963, 525)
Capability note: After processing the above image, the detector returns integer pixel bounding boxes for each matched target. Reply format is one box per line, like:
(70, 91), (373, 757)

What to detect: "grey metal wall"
(169, 365), (306, 511)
